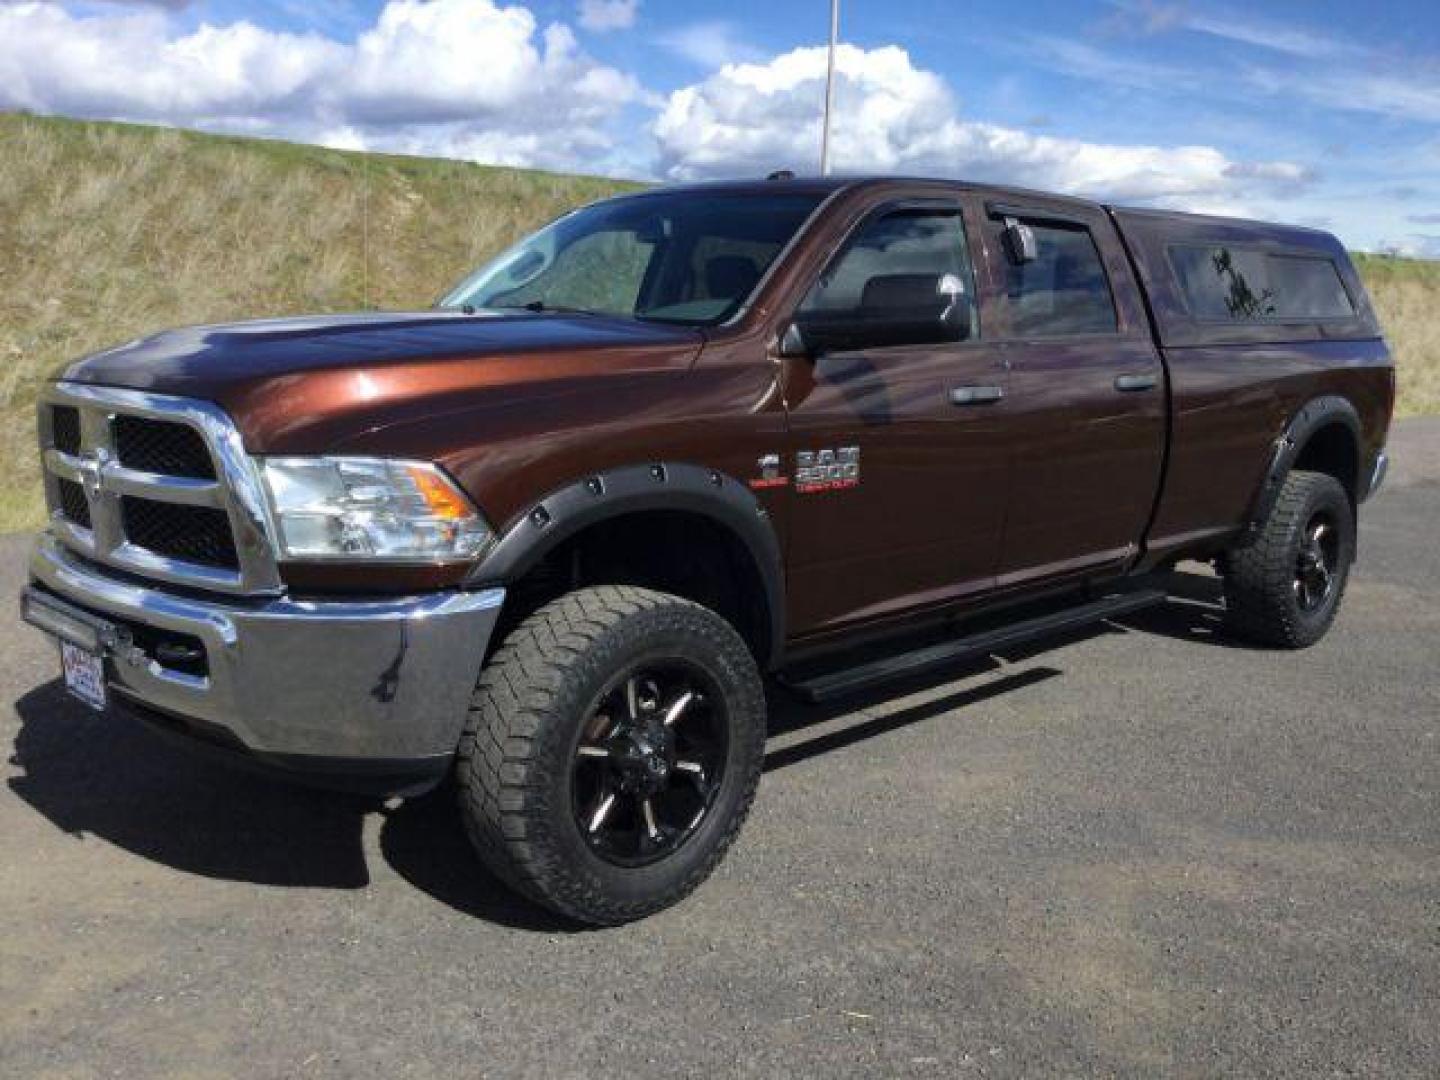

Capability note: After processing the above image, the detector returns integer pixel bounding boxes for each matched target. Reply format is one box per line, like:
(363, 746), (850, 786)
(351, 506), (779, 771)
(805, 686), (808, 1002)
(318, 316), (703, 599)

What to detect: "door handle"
(1114, 372), (1158, 392)
(949, 385), (1005, 406)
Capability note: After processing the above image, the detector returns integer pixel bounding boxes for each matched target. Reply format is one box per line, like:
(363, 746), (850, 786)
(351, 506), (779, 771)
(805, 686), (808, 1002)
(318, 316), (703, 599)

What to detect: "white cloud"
(1183, 8), (1361, 60)
(1022, 35), (1202, 96)
(658, 20), (765, 69)
(1379, 235), (1440, 259)
(1095, 0), (1187, 38)
(1222, 160), (1316, 190)
(0, 4), (340, 119)
(577, 0), (636, 33)
(1243, 65), (1440, 126)
(1, 0), (194, 7)
(342, 2), (641, 125)
(0, 0), (641, 168)
(1101, 1), (1363, 60)
(653, 43), (1314, 211)
(1057, 13), (1440, 128)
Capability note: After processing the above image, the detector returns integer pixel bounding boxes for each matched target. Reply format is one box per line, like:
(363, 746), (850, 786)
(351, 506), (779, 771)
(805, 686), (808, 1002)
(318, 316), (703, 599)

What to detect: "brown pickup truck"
(21, 176), (1393, 924)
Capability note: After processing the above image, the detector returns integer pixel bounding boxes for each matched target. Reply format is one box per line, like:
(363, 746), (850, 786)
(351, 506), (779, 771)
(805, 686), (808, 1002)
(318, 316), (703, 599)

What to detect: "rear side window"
(1000, 223), (1118, 337)
(1266, 255), (1355, 318)
(1168, 246), (1354, 321)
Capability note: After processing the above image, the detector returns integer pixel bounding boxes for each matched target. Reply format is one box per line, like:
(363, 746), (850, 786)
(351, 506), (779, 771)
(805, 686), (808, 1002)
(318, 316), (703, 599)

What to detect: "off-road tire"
(455, 585), (766, 925)
(1220, 469), (1354, 648)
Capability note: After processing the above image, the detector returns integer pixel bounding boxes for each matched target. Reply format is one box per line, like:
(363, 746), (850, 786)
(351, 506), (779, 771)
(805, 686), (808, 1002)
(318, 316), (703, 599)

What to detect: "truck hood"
(62, 310), (702, 391)
(58, 310), (705, 452)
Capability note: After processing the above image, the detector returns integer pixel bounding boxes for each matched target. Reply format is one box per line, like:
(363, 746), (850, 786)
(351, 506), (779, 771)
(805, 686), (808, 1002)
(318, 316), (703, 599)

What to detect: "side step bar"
(781, 588), (1166, 704)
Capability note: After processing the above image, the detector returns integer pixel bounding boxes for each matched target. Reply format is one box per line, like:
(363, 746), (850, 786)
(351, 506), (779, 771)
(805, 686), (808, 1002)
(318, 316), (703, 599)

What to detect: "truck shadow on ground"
(6, 570), (1235, 929)
(8, 682), (573, 932)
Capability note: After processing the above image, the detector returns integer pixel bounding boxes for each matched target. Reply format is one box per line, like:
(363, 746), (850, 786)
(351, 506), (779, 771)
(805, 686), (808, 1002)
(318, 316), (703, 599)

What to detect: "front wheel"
(455, 586), (766, 925)
(1220, 469), (1355, 648)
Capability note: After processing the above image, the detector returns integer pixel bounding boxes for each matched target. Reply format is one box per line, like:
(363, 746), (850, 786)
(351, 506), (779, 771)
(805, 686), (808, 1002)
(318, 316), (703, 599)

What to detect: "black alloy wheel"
(1293, 510), (1340, 612)
(571, 662), (727, 867)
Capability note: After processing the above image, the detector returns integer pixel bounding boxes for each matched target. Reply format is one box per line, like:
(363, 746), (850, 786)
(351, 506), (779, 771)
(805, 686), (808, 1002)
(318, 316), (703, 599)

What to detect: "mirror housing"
(778, 319), (810, 358)
(1002, 216), (1038, 264)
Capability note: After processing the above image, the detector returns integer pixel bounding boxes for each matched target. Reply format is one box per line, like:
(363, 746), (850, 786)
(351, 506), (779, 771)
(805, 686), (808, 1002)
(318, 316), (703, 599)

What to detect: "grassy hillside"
(0, 114), (636, 531)
(1351, 252), (1440, 418)
(2, 113), (1437, 532)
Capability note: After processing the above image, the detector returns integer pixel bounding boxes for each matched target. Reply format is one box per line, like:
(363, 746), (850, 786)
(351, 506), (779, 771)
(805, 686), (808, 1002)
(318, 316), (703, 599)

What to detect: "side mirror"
(1002, 217), (1038, 264)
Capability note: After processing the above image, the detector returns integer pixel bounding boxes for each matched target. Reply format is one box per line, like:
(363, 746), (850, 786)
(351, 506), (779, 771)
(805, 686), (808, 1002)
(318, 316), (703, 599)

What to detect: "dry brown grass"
(1, 113), (1435, 531)
(1352, 253), (1440, 418)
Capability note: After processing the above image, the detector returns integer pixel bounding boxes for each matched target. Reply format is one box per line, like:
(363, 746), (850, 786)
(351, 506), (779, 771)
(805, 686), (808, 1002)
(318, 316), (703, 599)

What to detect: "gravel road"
(2, 420), (1437, 1078)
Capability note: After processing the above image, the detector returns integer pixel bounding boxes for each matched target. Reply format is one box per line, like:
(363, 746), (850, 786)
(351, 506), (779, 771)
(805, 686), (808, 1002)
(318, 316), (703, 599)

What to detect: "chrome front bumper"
(22, 535), (503, 783)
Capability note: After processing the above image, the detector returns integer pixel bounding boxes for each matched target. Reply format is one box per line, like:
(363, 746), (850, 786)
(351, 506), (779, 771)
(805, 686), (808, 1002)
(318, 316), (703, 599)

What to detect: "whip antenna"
(820, 0), (839, 175)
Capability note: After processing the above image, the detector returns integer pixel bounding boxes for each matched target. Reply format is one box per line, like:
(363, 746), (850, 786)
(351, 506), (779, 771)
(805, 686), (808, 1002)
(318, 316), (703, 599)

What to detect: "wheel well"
(1293, 422), (1360, 506)
(498, 510), (773, 664)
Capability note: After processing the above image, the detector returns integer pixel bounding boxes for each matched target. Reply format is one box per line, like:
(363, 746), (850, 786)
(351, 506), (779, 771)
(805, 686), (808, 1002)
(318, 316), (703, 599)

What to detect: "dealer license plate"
(60, 640), (108, 711)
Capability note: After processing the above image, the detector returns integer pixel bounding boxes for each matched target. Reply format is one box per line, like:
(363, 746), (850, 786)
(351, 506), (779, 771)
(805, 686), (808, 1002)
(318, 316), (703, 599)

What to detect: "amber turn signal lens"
(407, 464), (471, 520)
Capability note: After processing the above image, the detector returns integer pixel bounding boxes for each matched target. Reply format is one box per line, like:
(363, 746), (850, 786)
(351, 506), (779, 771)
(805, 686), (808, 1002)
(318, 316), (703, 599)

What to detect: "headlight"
(255, 457), (491, 562)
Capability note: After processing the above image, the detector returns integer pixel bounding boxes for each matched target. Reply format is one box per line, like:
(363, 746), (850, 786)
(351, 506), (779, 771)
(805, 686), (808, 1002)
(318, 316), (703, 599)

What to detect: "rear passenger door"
(970, 198), (1167, 588)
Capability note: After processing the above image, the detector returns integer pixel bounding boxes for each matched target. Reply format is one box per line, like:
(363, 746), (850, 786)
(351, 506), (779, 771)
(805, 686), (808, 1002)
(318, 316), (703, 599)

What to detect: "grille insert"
(121, 496), (239, 570)
(51, 406), (81, 455)
(114, 415), (215, 480)
(58, 479), (91, 528)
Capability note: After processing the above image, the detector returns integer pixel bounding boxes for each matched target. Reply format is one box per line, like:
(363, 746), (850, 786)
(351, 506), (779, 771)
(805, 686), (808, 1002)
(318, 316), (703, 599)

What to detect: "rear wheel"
(1220, 470), (1354, 648)
(456, 585), (766, 925)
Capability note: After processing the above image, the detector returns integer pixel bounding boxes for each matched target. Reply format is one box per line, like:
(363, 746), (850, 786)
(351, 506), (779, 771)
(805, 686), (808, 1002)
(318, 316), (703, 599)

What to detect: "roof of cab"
(612, 176), (1338, 246)
(607, 175), (1107, 213)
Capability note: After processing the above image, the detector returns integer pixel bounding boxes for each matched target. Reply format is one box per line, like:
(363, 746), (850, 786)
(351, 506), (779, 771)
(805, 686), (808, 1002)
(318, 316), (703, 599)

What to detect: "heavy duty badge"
(795, 446), (860, 493)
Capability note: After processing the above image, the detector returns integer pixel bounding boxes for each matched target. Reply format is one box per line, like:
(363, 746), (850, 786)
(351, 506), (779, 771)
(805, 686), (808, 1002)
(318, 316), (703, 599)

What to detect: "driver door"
(782, 201), (1012, 637)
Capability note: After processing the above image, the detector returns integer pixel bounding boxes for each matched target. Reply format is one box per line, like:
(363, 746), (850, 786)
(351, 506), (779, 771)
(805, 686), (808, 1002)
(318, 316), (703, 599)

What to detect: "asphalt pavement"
(2, 420), (1437, 1078)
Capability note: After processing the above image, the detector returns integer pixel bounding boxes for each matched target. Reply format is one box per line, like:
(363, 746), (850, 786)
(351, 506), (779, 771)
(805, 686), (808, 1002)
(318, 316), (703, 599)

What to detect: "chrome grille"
(38, 383), (281, 595)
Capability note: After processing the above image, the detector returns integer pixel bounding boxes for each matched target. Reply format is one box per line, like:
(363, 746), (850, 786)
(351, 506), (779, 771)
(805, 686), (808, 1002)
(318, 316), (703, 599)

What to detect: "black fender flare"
(466, 462), (786, 668)
(1239, 394), (1362, 545)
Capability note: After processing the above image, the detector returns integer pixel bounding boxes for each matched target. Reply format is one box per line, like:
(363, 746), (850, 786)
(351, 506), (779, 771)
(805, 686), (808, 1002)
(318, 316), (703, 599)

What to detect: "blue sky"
(3, 0), (1438, 252)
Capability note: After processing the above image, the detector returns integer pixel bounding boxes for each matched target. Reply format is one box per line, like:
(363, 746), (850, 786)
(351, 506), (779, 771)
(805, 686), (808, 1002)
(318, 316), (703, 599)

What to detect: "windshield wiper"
(495, 300), (607, 317)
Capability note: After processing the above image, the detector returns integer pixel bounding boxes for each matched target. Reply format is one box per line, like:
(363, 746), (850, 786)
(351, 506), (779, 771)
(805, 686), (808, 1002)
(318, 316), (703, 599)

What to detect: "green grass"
(2, 112), (1436, 532)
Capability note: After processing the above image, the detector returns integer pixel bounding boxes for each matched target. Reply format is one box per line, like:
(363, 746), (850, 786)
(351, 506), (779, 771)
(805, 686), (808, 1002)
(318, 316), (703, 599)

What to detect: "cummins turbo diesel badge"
(795, 447), (860, 493)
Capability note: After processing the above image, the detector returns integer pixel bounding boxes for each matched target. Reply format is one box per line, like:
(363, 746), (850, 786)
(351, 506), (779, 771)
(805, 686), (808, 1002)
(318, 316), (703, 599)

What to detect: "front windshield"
(439, 192), (824, 325)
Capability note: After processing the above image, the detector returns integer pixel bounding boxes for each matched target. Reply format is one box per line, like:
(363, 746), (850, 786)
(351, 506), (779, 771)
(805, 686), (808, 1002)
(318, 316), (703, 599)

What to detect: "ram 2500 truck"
(21, 177), (1393, 924)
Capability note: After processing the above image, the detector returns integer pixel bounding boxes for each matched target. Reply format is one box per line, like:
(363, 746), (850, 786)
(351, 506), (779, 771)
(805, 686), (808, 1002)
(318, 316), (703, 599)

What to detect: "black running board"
(780, 588), (1166, 704)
